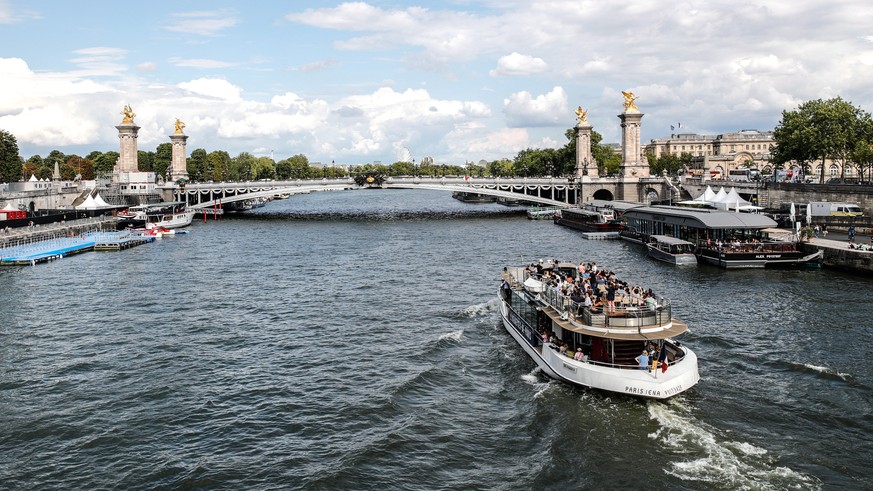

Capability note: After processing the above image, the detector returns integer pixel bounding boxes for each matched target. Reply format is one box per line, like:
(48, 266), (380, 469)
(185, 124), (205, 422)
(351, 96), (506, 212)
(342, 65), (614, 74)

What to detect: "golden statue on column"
(120, 104), (136, 124)
(174, 118), (186, 134)
(574, 106), (588, 124)
(621, 91), (639, 113)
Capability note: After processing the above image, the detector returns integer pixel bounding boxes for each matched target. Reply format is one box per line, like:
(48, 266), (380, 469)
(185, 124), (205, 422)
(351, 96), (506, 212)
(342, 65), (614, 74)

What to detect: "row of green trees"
(772, 97), (873, 181)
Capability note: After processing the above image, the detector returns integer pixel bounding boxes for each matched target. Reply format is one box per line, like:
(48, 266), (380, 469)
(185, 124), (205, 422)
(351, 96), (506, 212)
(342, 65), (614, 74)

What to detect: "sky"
(2, 1), (873, 166)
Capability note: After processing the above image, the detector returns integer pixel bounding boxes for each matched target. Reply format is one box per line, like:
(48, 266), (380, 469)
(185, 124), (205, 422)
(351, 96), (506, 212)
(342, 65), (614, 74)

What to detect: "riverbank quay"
(797, 237), (873, 274)
(0, 216), (117, 249)
(0, 230), (155, 266)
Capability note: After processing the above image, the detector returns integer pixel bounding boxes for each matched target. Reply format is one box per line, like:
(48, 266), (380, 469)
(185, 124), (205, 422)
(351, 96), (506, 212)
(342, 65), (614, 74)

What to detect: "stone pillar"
(618, 111), (649, 179)
(575, 123), (595, 178)
(169, 133), (189, 182)
(115, 123), (141, 172)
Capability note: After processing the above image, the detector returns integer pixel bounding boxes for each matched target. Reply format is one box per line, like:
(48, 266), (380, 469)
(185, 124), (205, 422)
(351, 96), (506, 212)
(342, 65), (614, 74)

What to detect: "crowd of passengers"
(525, 260), (659, 315)
(701, 237), (796, 253)
(540, 329), (672, 371)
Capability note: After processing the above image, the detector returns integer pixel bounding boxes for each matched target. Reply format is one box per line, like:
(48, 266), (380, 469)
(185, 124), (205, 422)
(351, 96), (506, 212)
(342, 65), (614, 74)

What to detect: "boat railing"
(544, 342), (687, 370)
(535, 282), (673, 329)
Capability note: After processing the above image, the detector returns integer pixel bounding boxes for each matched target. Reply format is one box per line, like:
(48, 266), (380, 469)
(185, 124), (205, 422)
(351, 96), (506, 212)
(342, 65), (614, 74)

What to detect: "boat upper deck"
(503, 263), (688, 341)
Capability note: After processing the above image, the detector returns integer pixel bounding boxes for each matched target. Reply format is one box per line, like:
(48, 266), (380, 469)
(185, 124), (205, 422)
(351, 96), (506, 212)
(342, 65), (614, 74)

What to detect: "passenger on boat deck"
(549, 333), (558, 345)
(574, 348), (584, 361)
(541, 332), (549, 343)
(560, 343), (568, 355)
(635, 350), (649, 370)
(645, 294), (657, 311)
(606, 282), (617, 312)
(583, 292), (593, 309)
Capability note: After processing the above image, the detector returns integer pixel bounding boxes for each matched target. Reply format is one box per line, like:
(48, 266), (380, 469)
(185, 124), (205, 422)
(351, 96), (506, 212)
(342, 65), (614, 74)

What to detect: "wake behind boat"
(499, 260), (699, 399)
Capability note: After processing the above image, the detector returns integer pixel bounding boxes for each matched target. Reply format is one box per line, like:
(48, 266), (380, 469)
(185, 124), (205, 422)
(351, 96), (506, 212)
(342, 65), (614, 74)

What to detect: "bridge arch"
(591, 188), (615, 201)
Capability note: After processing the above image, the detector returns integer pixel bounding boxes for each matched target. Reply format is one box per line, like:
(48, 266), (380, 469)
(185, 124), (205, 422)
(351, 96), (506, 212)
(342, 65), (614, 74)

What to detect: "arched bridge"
(166, 177), (586, 210)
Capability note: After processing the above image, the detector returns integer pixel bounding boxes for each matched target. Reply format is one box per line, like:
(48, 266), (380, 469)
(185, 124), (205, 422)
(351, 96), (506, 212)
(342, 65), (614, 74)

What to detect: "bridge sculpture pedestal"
(169, 133), (189, 182)
(575, 122), (596, 181)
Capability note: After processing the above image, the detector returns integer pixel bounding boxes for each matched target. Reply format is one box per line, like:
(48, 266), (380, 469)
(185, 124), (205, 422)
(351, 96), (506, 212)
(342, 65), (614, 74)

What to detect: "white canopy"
(93, 194), (112, 208)
(2, 202), (18, 211)
(77, 194), (97, 210)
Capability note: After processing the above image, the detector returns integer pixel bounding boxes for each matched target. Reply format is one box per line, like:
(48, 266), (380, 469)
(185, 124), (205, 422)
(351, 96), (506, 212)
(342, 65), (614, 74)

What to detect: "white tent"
(77, 194), (97, 210)
(93, 194), (112, 208)
(2, 202), (18, 211)
(678, 185), (717, 206)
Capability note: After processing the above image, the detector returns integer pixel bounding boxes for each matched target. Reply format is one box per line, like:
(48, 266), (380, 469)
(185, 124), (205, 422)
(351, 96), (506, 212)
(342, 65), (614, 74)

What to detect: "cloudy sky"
(2, 1), (873, 165)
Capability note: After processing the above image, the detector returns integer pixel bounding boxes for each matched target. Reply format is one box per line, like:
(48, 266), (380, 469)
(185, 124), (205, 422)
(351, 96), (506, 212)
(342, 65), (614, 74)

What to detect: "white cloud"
(177, 78), (242, 101)
(169, 57), (238, 69)
(163, 10), (238, 36)
(503, 86), (568, 128)
(490, 52), (548, 77)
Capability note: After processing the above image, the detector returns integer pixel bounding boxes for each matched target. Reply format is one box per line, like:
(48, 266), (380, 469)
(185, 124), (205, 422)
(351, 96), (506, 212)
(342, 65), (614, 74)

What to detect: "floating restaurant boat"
(622, 205), (823, 268)
(499, 260), (699, 399)
(118, 201), (194, 230)
(645, 235), (698, 265)
(553, 206), (624, 232)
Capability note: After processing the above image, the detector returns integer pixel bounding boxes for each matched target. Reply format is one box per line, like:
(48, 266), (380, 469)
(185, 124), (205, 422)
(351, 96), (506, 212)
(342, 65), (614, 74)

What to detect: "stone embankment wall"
(765, 182), (873, 211)
(798, 242), (873, 274)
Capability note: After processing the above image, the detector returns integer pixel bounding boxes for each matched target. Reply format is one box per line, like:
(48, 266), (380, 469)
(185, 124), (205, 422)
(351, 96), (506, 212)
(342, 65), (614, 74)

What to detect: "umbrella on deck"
(806, 203), (812, 226)
(789, 202), (796, 224)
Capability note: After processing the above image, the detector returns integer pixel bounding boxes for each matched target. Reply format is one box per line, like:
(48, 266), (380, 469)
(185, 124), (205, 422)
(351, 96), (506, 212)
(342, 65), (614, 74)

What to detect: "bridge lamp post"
(413, 159), (417, 177)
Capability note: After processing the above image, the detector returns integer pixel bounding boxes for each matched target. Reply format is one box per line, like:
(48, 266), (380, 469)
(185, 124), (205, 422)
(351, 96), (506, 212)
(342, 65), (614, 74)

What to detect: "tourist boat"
(452, 191), (497, 203)
(498, 260), (699, 399)
(553, 206), (624, 232)
(527, 206), (563, 220)
(695, 241), (823, 268)
(120, 201), (194, 230)
(622, 205), (823, 268)
(646, 235), (698, 265)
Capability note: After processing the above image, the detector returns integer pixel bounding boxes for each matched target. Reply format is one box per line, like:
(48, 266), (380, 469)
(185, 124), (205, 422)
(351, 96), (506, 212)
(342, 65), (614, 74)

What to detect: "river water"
(1, 189), (871, 490)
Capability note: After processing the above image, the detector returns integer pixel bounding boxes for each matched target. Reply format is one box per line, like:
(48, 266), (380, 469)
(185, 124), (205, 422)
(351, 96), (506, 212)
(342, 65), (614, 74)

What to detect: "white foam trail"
(438, 329), (463, 342)
(804, 363), (850, 380)
(462, 298), (499, 317)
(520, 367), (553, 398)
(648, 400), (819, 490)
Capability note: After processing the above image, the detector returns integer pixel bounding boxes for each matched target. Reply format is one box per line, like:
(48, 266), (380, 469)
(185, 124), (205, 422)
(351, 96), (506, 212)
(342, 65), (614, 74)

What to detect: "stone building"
(645, 129), (774, 179)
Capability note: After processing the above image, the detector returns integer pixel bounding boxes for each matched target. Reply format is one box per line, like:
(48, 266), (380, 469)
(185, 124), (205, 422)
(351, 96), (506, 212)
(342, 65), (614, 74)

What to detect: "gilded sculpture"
(120, 104), (136, 124)
(174, 118), (186, 134)
(621, 91), (639, 112)
(574, 105), (588, 124)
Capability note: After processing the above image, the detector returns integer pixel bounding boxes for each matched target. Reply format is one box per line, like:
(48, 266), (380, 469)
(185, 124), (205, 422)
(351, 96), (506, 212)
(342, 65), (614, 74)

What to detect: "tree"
(93, 151), (119, 176)
(230, 152), (257, 181)
(773, 97), (873, 182)
(188, 148), (208, 182)
(207, 150), (231, 181)
(0, 129), (22, 182)
(154, 143), (173, 179)
(251, 156), (276, 180)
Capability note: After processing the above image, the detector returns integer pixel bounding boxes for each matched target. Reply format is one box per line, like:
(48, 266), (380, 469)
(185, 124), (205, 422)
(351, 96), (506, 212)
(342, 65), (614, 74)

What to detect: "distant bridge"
(165, 176), (587, 210)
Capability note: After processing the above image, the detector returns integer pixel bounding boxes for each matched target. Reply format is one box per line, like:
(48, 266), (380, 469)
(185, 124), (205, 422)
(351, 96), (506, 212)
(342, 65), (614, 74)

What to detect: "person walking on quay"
(848, 226), (856, 243)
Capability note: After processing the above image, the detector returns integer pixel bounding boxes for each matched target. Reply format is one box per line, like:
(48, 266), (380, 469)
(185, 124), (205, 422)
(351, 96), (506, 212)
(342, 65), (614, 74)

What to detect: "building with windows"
(645, 129), (774, 179)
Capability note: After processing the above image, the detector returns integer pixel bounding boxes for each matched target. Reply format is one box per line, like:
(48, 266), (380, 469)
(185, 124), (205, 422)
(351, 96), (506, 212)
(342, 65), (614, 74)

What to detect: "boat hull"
(696, 247), (823, 268)
(499, 299), (698, 399)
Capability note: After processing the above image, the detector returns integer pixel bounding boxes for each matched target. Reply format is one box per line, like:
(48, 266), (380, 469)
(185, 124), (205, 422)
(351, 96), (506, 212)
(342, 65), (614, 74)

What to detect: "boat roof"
(623, 205), (776, 229)
(130, 201), (185, 210)
(564, 208), (602, 217)
(650, 235), (695, 246)
(585, 199), (644, 212)
(544, 305), (689, 341)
